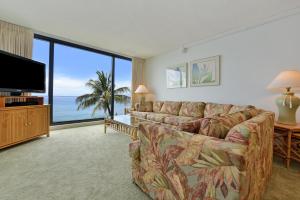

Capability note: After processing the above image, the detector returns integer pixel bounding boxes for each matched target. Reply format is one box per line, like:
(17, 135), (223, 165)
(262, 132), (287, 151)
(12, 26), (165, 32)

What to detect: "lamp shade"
(267, 70), (300, 91)
(135, 85), (149, 94)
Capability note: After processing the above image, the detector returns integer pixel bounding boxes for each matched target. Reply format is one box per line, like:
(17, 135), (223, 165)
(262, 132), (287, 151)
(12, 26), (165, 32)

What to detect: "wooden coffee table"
(104, 115), (141, 141)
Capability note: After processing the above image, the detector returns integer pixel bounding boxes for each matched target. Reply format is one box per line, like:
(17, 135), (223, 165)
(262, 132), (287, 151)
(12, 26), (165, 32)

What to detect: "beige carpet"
(0, 125), (299, 200)
(264, 158), (300, 199)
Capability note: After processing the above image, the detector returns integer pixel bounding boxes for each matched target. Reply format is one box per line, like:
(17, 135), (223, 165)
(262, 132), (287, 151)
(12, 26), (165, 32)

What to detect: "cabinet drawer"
(27, 106), (49, 137)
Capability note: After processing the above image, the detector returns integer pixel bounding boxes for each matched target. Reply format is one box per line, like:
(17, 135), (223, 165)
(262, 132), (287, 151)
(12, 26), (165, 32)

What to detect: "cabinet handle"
(28, 122), (32, 126)
(25, 123), (28, 126)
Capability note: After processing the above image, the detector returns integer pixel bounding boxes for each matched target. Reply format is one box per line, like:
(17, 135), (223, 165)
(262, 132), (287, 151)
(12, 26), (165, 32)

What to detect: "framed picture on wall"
(166, 63), (187, 88)
(190, 55), (220, 87)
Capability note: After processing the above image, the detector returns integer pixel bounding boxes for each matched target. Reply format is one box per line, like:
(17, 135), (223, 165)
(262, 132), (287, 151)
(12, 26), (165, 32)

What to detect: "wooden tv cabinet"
(0, 104), (50, 149)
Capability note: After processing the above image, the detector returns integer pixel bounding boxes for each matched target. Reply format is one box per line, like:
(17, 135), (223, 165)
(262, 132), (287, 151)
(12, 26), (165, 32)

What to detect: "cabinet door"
(27, 107), (49, 137)
(11, 109), (28, 142)
(0, 111), (12, 147)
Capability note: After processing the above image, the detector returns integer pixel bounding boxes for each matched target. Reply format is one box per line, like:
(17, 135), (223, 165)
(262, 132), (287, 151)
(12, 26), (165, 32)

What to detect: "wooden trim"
(0, 96), (44, 108)
(287, 131), (292, 168)
(0, 104), (48, 111)
(0, 132), (48, 150)
(275, 122), (300, 131)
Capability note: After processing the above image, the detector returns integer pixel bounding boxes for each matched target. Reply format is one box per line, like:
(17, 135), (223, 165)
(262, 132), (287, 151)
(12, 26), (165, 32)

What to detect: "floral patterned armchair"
(129, 111), (274, 200)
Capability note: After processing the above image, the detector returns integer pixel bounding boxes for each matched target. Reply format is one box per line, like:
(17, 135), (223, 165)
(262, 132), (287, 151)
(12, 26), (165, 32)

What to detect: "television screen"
(0, 50), (46, 93)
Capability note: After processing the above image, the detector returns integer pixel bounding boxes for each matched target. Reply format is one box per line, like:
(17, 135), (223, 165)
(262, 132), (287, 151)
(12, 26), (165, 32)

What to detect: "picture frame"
(166, 63), (188, 89)
(189, 55), (220, 87)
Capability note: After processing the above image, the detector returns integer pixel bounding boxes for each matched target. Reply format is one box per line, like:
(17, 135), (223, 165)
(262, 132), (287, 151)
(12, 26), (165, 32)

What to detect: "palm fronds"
(76, 70), (130, 117)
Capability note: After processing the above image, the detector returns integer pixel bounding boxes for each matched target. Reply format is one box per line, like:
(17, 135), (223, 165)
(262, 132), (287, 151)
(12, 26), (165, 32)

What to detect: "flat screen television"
(0, 50), (46, 94)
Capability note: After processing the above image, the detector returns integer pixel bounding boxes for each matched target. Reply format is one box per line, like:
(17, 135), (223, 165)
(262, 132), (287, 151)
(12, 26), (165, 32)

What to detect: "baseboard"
(50, 120), (104, 131)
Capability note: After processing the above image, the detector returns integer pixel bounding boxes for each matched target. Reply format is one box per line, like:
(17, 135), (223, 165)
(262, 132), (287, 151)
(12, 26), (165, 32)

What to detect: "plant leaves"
(221, 182), (228, 198)
(152, 175), (170, 189)
(192, 159), (215, 168)
(200, 153), (221, 166)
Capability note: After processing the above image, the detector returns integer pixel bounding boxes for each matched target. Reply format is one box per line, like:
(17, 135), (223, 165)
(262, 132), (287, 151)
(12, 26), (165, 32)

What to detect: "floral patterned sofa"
(129, 101), (274, 200)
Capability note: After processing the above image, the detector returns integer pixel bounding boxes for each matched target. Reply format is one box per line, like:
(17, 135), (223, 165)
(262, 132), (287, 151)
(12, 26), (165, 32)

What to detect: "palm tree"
(76, 70), (131, 117)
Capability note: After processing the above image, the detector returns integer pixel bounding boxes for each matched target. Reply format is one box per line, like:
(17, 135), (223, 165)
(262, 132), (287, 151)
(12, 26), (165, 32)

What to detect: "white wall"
(145, 13), (300, 120)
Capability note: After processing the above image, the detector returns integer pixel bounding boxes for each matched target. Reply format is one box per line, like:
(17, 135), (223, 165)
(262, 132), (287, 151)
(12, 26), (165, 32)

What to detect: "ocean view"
(45, 96), (130, 122)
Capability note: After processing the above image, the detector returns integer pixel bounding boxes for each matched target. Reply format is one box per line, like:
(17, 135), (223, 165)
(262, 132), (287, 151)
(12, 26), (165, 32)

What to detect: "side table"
(104, 115), (140, 141)
(274, 122), (300, 168)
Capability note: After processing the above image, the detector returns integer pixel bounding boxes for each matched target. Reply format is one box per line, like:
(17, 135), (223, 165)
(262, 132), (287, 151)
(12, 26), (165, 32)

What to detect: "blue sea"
(45, 96), (130, 122)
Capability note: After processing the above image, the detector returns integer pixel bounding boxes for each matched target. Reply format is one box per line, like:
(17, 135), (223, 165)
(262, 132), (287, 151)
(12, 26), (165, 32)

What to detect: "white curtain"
(0, 20), (33, 96)
(131, 57), (146, 107)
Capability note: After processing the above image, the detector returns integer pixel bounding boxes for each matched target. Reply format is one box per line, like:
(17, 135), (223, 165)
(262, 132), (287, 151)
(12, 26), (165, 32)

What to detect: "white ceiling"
(0, 0), (300, 58)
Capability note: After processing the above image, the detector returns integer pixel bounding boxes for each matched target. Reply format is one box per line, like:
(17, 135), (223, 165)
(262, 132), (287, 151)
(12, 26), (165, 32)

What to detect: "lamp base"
(276, 92), (300, 125)
(140, 96), (146, 105)
(138, 95), (146, 112)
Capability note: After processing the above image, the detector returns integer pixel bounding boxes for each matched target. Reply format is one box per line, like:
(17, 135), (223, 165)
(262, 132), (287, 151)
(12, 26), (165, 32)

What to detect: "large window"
(32, 35), (132, 124)
(53, 44), (113, 122)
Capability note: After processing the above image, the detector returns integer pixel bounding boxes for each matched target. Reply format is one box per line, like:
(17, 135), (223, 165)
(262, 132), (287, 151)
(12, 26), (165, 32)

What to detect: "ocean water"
(45, 96), (130, 122)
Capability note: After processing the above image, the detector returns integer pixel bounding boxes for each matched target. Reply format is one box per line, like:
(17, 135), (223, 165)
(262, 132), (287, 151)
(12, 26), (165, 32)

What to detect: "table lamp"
(135, 85), (149, 107)
(267, 70), (300, 125)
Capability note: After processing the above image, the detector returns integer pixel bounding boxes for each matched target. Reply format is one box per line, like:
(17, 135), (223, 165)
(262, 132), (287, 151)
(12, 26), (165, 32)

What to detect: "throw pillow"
(153, 101), (164, 113)
(160, 101), (182, 115)
(179, 101), (206, 118)
(204, 102), (233, 117)
(198, 110), (253, 139)
(228, 105), (255, 114)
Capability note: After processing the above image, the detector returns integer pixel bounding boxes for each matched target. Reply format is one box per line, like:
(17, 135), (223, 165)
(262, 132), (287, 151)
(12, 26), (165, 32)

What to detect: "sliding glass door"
(32, 35), (132, 124)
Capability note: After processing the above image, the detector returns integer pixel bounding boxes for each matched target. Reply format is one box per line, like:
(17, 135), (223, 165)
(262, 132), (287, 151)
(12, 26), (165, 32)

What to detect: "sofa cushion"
(179, 101), (205, 118)
(198, 110), (253, 139)
(228, 105), (255, 114)
(160, 101), (182, 115)
(153, 101), (164, 113)
(131, 111), (151, 119)
(146, 113), (172, 123)
(204, 102), (232, 117)
(164, 116), (196, 126)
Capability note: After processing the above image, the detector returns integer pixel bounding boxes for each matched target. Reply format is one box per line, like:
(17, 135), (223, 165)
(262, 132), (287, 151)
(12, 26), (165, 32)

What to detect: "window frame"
(34, 34), (131, 125)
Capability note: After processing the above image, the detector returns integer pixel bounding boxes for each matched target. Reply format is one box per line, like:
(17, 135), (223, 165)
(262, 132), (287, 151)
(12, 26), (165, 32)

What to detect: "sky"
(32, 39), (132, 96)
